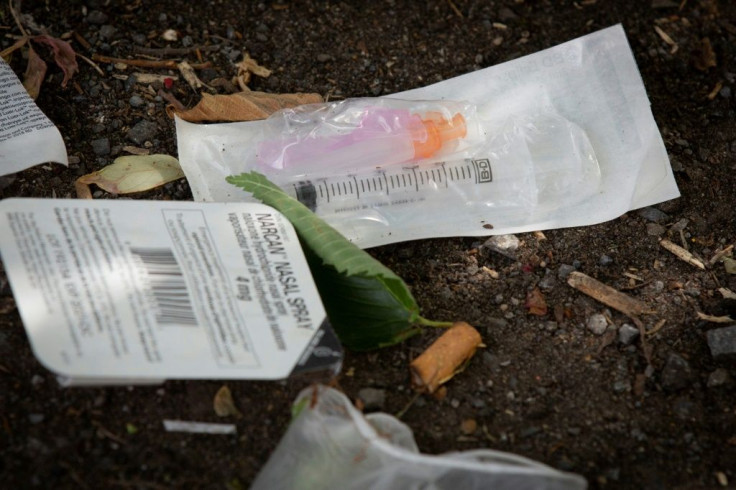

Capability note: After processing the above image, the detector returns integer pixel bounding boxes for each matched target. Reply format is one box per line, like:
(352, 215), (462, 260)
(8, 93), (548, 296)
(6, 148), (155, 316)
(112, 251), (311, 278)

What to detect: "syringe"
(277, 156), (531, 215)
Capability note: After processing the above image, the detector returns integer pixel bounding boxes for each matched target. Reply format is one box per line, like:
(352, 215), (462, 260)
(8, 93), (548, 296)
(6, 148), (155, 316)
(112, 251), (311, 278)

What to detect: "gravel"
(126, 120), (158, 145)
(357, 388), (386, 411)
(586, 314), (608, 335)
(706, 325), (736, 361)
(91, 138), (110, 156)
(637, 206), (670, 223)
(706, 368), (731, 388)
(618, 324), (640, 345)
(661, 353), (693, 391)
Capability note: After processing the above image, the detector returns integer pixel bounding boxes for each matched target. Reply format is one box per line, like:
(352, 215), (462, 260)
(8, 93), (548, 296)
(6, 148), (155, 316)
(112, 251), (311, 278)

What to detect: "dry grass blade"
(660, 239), (705, 269)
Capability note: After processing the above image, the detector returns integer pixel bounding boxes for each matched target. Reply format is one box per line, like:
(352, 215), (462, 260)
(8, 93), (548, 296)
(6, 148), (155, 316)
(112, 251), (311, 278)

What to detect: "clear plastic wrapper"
(256, 98), (480, 177)
(246, 97), (601, 242)
(251, 385), (587, 490)
(176, 26), (679, 248)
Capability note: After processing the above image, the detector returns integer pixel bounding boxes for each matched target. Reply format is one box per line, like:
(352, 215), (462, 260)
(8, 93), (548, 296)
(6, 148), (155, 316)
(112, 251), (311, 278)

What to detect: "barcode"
(130, 246), (197, 326)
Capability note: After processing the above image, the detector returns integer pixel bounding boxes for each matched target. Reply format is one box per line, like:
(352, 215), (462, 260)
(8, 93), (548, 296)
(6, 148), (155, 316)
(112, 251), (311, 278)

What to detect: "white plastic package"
(177, 25), (679, 248)
(251, 385), (587, 490)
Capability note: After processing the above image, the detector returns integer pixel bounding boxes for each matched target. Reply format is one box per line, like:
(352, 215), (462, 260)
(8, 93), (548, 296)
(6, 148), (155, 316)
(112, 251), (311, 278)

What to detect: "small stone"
(720, 86), (732, 98)
(482, 234), (519, 258)
(670, 218), (689, 232)
(450, 398), (460, 408)
(317, 53), (331, 63)
(707, 326), (736, 361)
(707, 368), (731, 388)
(357, 388), (386, 411)
(87, 10), (108, 24)
(181, 35), (193, 47)
(460, 418), (477, 435)
(498, 7), (518, 20)
(538, 271), (556, 291)
(599, 254), (613, 266)
(646, 223), (666, 236)
(612, 379), (631, 393)
(129, 95), (145, 108)
(661, 353), (693, 391)
(99, 25), (117, 40)
(91, 138), (110, 156)
(520, 426), (542, 438)
(557, 264), (575, 280)
(637, 206), (669, 223)
(31, 374), (44, 386)
(618, 324), (640, 346)
(586, 314), (608, 335)
(126, 120), (158, 145)
(567, 427), (581, 436)
(29, 413), (45, 424)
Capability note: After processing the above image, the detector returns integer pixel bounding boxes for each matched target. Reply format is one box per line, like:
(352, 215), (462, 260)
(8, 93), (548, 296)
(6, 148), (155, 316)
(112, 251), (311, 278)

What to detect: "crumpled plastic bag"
(251, 385), (587, 490)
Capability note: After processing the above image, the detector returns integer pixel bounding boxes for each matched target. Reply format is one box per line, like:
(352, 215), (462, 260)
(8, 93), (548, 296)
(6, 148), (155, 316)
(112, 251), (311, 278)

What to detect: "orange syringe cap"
(411, 112), (467, 160)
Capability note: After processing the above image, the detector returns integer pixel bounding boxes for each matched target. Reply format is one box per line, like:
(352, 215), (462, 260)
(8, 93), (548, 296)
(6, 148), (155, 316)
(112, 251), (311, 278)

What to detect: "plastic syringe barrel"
(257, 107), (466, 174)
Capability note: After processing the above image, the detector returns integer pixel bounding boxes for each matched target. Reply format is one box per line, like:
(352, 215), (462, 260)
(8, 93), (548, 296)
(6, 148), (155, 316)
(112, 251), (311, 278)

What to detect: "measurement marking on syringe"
(342, 182), (347, 195)
(383, 173), (389, 195)
(442, 165), (449, 188)
(402, 174), (407, 187)
(412, 168), (419, 191)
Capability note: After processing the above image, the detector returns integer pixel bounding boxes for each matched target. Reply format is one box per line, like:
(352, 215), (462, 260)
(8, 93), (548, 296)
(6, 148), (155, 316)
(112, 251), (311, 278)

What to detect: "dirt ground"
(2, 0), (736, 488)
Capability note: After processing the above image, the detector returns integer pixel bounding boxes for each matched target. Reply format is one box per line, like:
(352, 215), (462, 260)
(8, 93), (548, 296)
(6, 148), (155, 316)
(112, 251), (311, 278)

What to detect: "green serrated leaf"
(226, 171), (447, 350)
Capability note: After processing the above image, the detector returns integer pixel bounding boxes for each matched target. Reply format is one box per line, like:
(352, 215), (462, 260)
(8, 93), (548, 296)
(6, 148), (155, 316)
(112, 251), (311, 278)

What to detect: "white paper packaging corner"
(0, 199), (342, 386)
(176, 25), (680, 248)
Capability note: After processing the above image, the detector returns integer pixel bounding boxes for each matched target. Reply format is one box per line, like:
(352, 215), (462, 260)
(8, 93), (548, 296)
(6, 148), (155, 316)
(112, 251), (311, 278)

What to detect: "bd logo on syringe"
(472, 159), (493, 184)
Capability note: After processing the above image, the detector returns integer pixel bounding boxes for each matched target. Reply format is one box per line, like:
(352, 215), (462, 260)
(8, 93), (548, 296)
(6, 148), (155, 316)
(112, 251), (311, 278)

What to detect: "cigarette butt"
(410, 322), (482, 394)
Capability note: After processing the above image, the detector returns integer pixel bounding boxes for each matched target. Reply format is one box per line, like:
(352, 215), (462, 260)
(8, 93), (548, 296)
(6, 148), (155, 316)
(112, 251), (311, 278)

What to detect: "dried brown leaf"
(238, 53), (272, 79)
(75, 154), (183, 199)
(692, 37), (716, 71)
(525, 287), (548, 316)
(213, 385), (241, 417)
(32, 35), (78, 87)
(22, 46), (47, 100)
(177, 60), (207, 91)
(170, 91), (322, 122)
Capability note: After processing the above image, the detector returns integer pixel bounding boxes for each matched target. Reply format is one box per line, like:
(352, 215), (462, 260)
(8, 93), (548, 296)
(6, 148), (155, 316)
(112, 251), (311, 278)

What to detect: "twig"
(696, 312), (734, 324)
(567, 271), (655, 318)
(76, 53), (104, 76)
(157, 88), (185, 112)
(645, 319), (667, 337)
(73, 31), (92, 51)
(91, 54), (211, 70)
(91, 421), (127, 445)
(0, 36), (27, 58)
(660, 239), (705, 269)
(395, 390), (422, 419)
(133, 44), (221, 57)
(446, 0), (464, 18)
(8, 0), (28, 37)
(709, 244), (734, 266)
